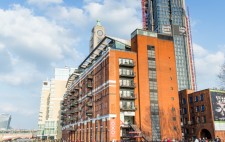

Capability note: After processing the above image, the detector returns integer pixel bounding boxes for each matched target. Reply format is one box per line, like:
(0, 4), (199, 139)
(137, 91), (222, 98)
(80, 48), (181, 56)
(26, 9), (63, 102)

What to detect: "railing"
(129, 124), (151, 142)
(87, 74), (93, 79)
(120, 94), (136, 100)
(120, 106), (136, 111)
(119, 62), (135, 67)
(87, 83), (93, 88)
(70, 101), (78, 107)
(86, 102), (93, 107)
(86, 110), (93, 116)
(120, 83), (136, 88)
(119, 72), (136, 78)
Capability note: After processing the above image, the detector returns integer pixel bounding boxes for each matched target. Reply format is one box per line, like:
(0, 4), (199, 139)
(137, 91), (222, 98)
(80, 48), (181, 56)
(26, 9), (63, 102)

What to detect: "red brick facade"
(61, 30), (182, 141)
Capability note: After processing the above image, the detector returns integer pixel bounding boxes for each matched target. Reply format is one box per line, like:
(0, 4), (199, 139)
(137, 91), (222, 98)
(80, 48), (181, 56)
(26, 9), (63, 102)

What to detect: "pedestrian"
(215, 136), (221, 142)
(195, 138), (199, 142)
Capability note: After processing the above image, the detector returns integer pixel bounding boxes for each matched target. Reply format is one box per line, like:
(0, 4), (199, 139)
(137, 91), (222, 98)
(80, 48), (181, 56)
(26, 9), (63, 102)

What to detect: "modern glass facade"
(145, 0), (194, 90)
(0, 114), (11, 130)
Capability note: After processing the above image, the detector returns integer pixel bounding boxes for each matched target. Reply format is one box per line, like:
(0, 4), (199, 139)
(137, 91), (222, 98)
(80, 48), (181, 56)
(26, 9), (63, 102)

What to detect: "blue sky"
(0, 0), (224, 129)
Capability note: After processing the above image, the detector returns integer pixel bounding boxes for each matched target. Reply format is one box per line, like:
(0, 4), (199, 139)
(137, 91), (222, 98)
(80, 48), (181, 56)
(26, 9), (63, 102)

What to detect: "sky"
(0, 0), (224, 129)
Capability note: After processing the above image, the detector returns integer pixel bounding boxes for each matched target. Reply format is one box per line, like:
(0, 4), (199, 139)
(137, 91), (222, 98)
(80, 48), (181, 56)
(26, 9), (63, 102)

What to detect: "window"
(172, 117), (176, 121)
(201, 105), (205, 112)
(189, 97), (193, 103)
(182, 98), (186, 104)
(200, 94), (204, 101)
(172, 107), (175, 111)
(184, 117), (187, 124)
(196, 106), (200, 112)
(190, 107), (194, 113)
(183, 108), (187, 114)
(173, 126), (177, 131)
(202, 116), (206, 123)
(195, 96), (198, 102)
(196, 116), (200, 123)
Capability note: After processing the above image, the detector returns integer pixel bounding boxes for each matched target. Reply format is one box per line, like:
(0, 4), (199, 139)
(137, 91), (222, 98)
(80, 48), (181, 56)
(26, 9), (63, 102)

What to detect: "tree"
(218, 62), (225, 88)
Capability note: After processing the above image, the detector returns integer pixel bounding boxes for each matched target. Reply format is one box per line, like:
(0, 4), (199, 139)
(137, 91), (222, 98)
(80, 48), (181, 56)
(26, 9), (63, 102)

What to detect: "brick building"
(179, 89), (225, 141)
(61, 29), (182, 141)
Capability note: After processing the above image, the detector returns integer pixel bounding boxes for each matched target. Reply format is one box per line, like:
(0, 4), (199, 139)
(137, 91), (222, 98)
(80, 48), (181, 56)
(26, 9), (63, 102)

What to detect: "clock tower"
(89, 20), (106, 53)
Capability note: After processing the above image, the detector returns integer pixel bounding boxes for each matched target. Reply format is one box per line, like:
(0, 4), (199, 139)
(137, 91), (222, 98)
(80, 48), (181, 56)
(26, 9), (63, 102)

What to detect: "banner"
(211, 91), (225, 130)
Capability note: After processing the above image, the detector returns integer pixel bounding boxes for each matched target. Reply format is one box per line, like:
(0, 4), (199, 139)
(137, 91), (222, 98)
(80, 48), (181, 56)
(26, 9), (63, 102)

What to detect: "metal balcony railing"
(87, 83), (93, 88)
(87, 74), (93, 79)
(120, 94), (136, 100)
(86, 110), (93, 116)
(119, 72), (135, 78)
(86, 102), (93, 107)
(87, 93), (92, 97)
(120, 83), (136, 88)
(119, 62), (135, 67)
(120, 106), (136, 111)
(70, 101), (78, 107)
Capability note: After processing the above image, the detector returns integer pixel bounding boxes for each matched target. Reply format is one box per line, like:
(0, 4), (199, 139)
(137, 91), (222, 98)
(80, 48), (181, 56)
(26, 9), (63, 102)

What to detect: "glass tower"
(0, 114), (11, 130)
(144, 0), (195, 90)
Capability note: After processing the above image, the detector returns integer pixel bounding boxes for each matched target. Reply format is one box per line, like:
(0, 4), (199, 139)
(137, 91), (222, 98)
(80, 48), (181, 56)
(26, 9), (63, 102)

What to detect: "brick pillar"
(92, 120), (95, 142)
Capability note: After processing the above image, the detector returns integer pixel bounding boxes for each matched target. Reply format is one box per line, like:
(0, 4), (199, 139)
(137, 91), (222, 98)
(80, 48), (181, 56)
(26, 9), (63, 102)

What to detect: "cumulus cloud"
(0, 103), (36, 116)
(84, 0), (103, 3)
(0, 4), (83, 86)
(46, 6), (88, 28)
(27, 0), (63, 6)
(84, 0), (142, 38)
(193, 43), (225, 89)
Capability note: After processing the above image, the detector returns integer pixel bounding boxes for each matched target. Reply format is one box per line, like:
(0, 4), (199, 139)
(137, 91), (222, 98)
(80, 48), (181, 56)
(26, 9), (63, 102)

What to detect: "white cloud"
(84, 0), (142, 38)
(0, 59), (43, 86)
(84, 0), (102, 3)
(27, 0), (63, 6)
(0, 103), (36, 116)
(0, 4), (83, 85)
(0, 43), (5, 50)
(193, 43), (225, 89)
(46, 6), (87, 28)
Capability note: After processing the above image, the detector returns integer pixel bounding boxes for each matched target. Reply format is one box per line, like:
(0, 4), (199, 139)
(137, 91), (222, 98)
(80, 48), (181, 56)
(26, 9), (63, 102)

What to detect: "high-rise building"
(0, 114), (11, 130)
(179, 89), (225, 141)
(143, 0), (196, 91)
(89, 20), (106, 53)
(61, 29), (182, 141)
(37, 67), (75, 140)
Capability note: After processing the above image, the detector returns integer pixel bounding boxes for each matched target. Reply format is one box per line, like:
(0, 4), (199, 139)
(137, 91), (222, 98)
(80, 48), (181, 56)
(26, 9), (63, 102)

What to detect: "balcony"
(71, 108), (79, 113)
(61, 111), (65, 115)
(70, 101), (78, 107)
(61, 106), (65, 109)
(119, 61), (135, 67)
(120, 83), (136, 89)
(87, 93), (92, 97)
(120, 106), (136, 111)
(74, 86), (79, 90)
(87, 74), (93, 80)
(86, 102), (93, 107)
(74, 92), (79, 97)
(119, 72), (135, 78)
(86, 110), (93, 116)
(120, 94), (136, 100)
(87, 83), (93, 88)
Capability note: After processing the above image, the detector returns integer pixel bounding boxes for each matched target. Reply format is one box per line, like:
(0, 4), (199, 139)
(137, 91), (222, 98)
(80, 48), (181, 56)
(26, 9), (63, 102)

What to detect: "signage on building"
(162, 25), (172, 35)
(110, 119), (116, 138)
(179, 26), (186, 35)
(211, 91), (225, 130)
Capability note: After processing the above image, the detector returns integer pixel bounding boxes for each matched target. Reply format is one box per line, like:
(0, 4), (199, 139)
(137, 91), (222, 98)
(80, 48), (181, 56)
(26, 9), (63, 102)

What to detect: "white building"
(37, 67), (75, 140)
